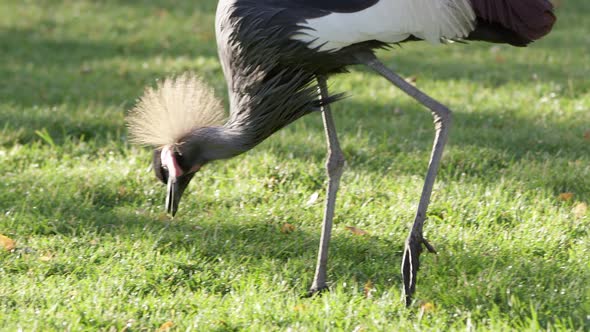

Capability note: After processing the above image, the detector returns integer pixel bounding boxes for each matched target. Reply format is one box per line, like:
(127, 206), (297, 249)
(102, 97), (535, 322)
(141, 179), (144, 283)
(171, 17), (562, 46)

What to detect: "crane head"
(151, 145), (200, 216)
(127, 73), (225, 216)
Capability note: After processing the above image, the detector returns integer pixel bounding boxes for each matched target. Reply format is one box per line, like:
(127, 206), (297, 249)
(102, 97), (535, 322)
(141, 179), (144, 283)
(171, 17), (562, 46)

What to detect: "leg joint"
(435, 104), (452, 121)
(326, 150), (345, 177)
(433, 105), (452, 131)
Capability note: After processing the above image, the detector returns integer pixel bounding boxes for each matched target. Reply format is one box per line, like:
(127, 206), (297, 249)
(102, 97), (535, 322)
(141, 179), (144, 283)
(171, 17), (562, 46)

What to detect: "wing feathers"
(293, 0), (476, 51)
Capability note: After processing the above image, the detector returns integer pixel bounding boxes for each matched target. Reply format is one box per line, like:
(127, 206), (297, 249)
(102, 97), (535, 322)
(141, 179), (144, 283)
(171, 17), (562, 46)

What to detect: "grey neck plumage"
(181, 126), (252, 163)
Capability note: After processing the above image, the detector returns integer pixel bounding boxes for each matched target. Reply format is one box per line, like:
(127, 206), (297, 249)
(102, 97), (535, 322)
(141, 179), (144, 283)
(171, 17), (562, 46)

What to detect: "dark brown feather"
(469, 0), (556, 43)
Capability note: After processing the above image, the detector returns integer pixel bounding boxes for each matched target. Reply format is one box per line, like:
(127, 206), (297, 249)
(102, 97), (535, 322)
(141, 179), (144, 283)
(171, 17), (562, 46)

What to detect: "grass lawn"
(1, 0), (589, 330)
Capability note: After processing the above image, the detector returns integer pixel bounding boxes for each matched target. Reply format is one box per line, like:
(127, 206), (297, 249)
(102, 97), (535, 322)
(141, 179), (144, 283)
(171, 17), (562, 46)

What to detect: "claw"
(303, 285), (329, 298)
(401, 234), (437, 307)
(423, 237), (437, 254)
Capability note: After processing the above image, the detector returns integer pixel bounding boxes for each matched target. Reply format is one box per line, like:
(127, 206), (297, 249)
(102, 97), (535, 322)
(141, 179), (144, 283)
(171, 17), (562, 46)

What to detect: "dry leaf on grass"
(158, 213), (172, 222)
(418, 302), (436, 320)
(39, 253), (54, 262)
(352, 325), (366, 332)
(573, 202), (587, 218)
(117, 186), (128, 196)
(345, 226), (368, 236)
(363, 280), (375, 298)
(281, 223), (296, 234)
(155, 9), (169, 18)
(558, 192), (574, 201)
(421, 302), (436, 313)
(293, 304), (306, 312)
(158, 321), (174, 331)
(405, 76), (418, 85)
(0, 234), (16, 251)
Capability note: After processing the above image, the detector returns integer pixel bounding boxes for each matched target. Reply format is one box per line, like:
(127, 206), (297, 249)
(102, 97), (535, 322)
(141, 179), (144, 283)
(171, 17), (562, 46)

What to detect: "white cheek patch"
(292, 0), (475, 52)
(161, 146), (184, 178)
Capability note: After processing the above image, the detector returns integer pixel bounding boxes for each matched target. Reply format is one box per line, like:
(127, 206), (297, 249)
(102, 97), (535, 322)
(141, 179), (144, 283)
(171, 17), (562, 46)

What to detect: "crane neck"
(180, 125), (252, 164)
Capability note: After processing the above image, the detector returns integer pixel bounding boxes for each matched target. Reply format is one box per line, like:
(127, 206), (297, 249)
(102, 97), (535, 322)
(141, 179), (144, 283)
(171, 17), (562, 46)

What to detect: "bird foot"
(401, 234), (437, 307)
(303, 285), (330, 298)
(422, 237), (437, 255)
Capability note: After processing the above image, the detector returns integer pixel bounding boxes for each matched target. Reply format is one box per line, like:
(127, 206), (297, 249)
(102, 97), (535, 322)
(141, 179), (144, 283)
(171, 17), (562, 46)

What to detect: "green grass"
(1, 0), (589, 330)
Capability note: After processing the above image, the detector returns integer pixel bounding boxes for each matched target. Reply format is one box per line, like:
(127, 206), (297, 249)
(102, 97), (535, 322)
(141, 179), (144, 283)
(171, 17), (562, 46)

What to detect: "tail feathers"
(468, 0), (556, 45)
(467, 20), (530, 46)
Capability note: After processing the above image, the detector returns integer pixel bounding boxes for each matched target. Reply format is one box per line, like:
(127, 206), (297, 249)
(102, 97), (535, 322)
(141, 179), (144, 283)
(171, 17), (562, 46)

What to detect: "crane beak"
(165, 172), (195, 217)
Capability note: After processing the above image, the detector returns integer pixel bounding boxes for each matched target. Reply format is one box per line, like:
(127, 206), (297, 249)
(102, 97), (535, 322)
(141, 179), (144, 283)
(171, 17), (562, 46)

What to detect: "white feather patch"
(127, 73), (226, 147)
(292, 0), (476, 51)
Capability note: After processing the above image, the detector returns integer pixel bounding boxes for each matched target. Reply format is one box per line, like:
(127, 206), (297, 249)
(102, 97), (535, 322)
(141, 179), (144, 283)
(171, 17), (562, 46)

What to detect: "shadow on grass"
(276, 96), (589, 199)
(0, 25), (219, 106)
(3, 184), (404, 293)
(0, 26), (222, 145)
(4, 184), (587, 329)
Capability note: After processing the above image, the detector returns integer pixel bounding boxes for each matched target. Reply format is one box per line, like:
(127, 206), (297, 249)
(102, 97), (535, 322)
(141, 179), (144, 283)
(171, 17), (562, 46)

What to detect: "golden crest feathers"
(127, 73), (225, 147)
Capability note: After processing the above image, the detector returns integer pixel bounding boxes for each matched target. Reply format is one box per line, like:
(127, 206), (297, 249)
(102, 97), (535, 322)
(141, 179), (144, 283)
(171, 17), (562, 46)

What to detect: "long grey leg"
(308, 75), (345, 295)
(356, 52), (448, 306)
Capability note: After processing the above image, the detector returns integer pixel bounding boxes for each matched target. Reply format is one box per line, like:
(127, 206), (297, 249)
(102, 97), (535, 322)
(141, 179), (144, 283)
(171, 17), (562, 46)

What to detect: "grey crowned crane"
(127, 0), (556, 306)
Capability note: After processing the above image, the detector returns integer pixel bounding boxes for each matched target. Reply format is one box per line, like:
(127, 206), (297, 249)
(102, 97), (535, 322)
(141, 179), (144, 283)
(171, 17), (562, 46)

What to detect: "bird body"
(215, 0), (555, 148)
(128, 0), (556, 305)
(131, 0), (555, 158)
